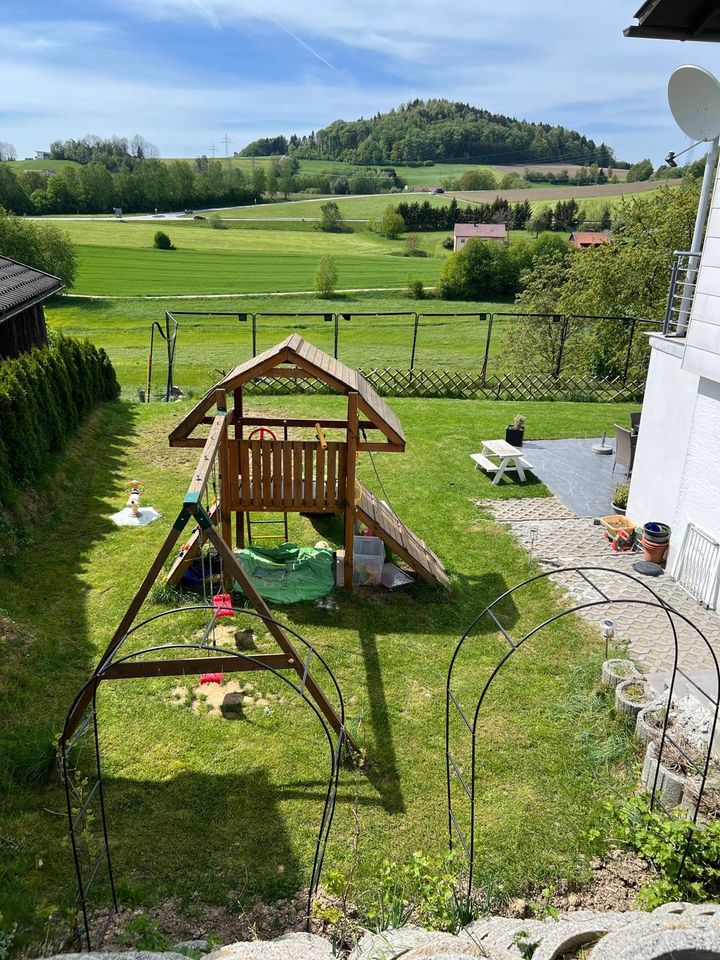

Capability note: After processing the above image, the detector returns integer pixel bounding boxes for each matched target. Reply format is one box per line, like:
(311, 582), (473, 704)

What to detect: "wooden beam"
(357, 442), (405, 453)
(187, 411), (227, 502)
(165, 501), (220, 586)
(100, 654), (293, 680)
(344, 392), (358, 590)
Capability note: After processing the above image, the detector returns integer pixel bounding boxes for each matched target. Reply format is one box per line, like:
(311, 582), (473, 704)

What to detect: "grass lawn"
(0, 395), (639, 951)
(52, 220), (446, 297)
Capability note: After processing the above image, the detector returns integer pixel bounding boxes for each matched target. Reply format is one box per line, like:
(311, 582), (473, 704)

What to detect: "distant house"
(0, 257), (64, 360)
(413, 185), (444, 194)
(453, 223), (507, 251)
(35, 150), (51, 160)
(569, 231), (611, 249)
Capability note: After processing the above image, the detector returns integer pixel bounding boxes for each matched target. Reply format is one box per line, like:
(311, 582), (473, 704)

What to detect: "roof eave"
(0, 282), (64, 324)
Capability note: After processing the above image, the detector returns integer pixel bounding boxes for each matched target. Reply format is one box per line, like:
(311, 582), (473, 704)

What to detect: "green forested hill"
(240, 98), (616, 166)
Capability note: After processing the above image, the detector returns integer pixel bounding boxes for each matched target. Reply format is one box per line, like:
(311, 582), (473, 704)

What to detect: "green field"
(0, 158), (82, 171)
(207, 193), (452, 219)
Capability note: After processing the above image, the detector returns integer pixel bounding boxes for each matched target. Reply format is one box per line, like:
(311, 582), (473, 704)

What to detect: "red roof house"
(452, 223), (507, 251)
(569, 231), (611, 249)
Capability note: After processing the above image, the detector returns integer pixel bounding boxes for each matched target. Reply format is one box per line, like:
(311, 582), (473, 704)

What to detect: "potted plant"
(505, 414), (526, 447)
(612, 481), (629, 516)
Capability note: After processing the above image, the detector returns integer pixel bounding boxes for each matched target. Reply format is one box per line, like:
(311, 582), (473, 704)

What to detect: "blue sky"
(1, 0), (719, 165)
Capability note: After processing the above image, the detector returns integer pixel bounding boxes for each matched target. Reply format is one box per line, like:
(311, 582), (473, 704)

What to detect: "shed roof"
(0, 257), (64, 323)
(453, 223), (507, 238)
(625, 1), (720, 41)
(170, 335), (405, 446)
(570, 231), (611, 246)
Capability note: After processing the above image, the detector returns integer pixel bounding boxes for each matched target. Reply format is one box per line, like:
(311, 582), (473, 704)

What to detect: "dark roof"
(0, 257), (64, 323)
(625, 1), (720, 41)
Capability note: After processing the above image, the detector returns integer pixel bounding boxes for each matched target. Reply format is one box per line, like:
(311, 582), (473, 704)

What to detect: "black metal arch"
(60, 605), (346, 950)
(445, 565), (720, 900)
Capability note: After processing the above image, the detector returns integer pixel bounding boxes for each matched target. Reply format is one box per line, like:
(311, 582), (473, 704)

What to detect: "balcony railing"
(663, 250), (702, 336)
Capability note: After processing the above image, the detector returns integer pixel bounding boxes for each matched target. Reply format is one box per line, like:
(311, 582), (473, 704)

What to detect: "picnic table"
(470, 439), (533, 485)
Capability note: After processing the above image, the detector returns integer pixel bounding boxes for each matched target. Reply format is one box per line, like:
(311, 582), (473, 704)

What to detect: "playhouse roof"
(171, 335), (405, 445)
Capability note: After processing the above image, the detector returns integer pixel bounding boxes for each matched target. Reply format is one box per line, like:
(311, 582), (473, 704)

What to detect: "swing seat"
(212, 593), (234, 617)
(199, 672), (224, 685)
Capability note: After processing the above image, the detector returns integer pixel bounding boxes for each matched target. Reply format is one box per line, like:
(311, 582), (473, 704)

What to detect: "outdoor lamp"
(600, 618), (615, 641)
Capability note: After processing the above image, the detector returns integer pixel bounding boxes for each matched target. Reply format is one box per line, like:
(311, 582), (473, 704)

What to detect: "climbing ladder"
(246, 511), (289, 545)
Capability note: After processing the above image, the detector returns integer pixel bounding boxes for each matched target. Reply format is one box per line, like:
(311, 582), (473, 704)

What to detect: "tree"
(0, 207), (77, 287)
(625, 158), (654, 182)
(313, 255), (338, 297)
(458, 169), (497, 191)
(317, 201), (345, 233)
(153, 230), (173, 249)
(251, 165), (266, 197)
(375, 205), (405, 239)
(403, 234), (423, 256)
(528, 206), (553, 235)
(266, 162), (278, 199)
(0, 142), (16, 161)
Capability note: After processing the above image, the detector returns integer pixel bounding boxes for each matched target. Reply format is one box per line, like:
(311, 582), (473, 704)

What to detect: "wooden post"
(216, 390), (232, 563)
(234, 387), (244, 548)
(344, 392), (358, 589)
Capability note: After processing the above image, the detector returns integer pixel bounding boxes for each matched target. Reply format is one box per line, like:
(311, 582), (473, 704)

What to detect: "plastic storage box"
(353, 535), (384, 586)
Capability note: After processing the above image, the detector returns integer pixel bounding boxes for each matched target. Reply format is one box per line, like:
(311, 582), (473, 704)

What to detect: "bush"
(313, 255), (338, 298)
(405, 276), (425, 300)
(153, 230), (173, 249)
(0, 206), (77, 288)
(0, 337), (119, 505)
(209, 215), (228, 230)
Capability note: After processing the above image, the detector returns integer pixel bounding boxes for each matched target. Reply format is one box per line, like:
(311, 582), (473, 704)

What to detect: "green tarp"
(232, 543), (335, 604)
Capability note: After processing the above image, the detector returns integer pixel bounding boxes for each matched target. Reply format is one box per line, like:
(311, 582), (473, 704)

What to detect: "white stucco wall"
(626, 335), (698, 531)
(684, 149), (720, 381)
(670, 376), (720, 567)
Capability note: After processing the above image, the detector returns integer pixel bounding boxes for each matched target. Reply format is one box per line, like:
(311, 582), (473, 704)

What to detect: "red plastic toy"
(199, 672), (224, 685)
(212, 593), (234, 618)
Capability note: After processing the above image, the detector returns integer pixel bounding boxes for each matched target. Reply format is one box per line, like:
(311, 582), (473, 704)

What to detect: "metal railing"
(663, 250), (702, 337)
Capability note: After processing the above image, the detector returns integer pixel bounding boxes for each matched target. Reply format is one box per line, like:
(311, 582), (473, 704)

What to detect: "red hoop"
(248, 427), (278, 441)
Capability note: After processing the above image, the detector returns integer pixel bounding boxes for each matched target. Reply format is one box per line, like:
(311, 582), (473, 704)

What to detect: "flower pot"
(641, 740), (687, 807)
(615, 677), (652, 718)
(505, 427), (524, 447)
(642, 522), (671, 544)
(611, 502), (626, 516)
(641, 537), (669, 564)
(602, 658), (640, 689)
(635, 702), (668, 748)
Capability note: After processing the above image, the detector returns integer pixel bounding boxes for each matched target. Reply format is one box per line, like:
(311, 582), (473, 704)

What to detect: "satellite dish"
(668, 65), (720, 141)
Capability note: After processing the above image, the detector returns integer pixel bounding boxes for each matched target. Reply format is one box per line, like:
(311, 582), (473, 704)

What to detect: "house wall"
(671, 376), (720, 565)
(626, 335), (698, 540)
(683, 153), (720, 382)
(0, 304), (48, 360)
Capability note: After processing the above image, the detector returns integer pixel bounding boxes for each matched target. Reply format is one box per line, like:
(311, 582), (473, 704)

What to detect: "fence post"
(480, 313), (492, 383)
(553, 315), (565, 379)
(622, 318), (637, 384)
(251, 314), (257, 357)
(334, 313), (339, 359)
(165, 311), (173, 402)
(409, 313), (419, 370)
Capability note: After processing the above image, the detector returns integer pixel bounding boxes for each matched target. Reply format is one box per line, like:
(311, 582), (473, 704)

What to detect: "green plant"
(613, 482), (629, 509)
(612, 795), (720, 908)
(0, 918), (16, 960)
(209, 215), (228, 230)
(621, 681), (647, 703)
(405, 275), (425, 300)
(363, 852), (472, 934)
(511, 415), (526, 430)
(313, 254), (338, 298)
(153, 231), (173, 250)
(118, 913), (172, 951)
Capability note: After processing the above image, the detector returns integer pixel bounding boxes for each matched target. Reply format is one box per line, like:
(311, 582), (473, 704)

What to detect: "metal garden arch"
(446, 565), (720, 900)
(60, 605), (347, 950)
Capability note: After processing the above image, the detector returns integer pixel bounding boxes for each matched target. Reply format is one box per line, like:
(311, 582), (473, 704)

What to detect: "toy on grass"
(212, 593), (234, 618)
(199, 672), (224, 685)
(110, 479), (162, 527)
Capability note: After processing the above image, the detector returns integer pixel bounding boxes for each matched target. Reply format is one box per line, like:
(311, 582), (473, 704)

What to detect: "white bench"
(471, 440), (533, 485)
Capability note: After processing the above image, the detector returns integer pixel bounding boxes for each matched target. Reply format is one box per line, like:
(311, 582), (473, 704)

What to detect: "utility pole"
(221, 134), (232, 161)
(209, 143), (218, 158)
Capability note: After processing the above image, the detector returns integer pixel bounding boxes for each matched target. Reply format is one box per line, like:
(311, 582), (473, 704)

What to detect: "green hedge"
(0, 336), (119, 504)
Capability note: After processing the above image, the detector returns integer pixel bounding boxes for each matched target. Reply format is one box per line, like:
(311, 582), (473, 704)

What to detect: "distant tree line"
(0, 159), (259, 215)
(256, 155), (406, 196)
(524, 164), (611, 186)
(48, 135), (159, 171)
(395, 198), (533, 231)
(240, 98), (617, 166)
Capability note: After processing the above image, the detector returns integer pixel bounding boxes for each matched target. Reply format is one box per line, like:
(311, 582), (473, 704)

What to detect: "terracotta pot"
(641, 537), (669, 564)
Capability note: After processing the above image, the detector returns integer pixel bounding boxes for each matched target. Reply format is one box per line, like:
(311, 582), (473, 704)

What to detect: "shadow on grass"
(0, 402), (139, 788)
(101, 768), (306, 909)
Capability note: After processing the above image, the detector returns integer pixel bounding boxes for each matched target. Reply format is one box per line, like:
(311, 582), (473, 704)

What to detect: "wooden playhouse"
(165, 334), (449, 591)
